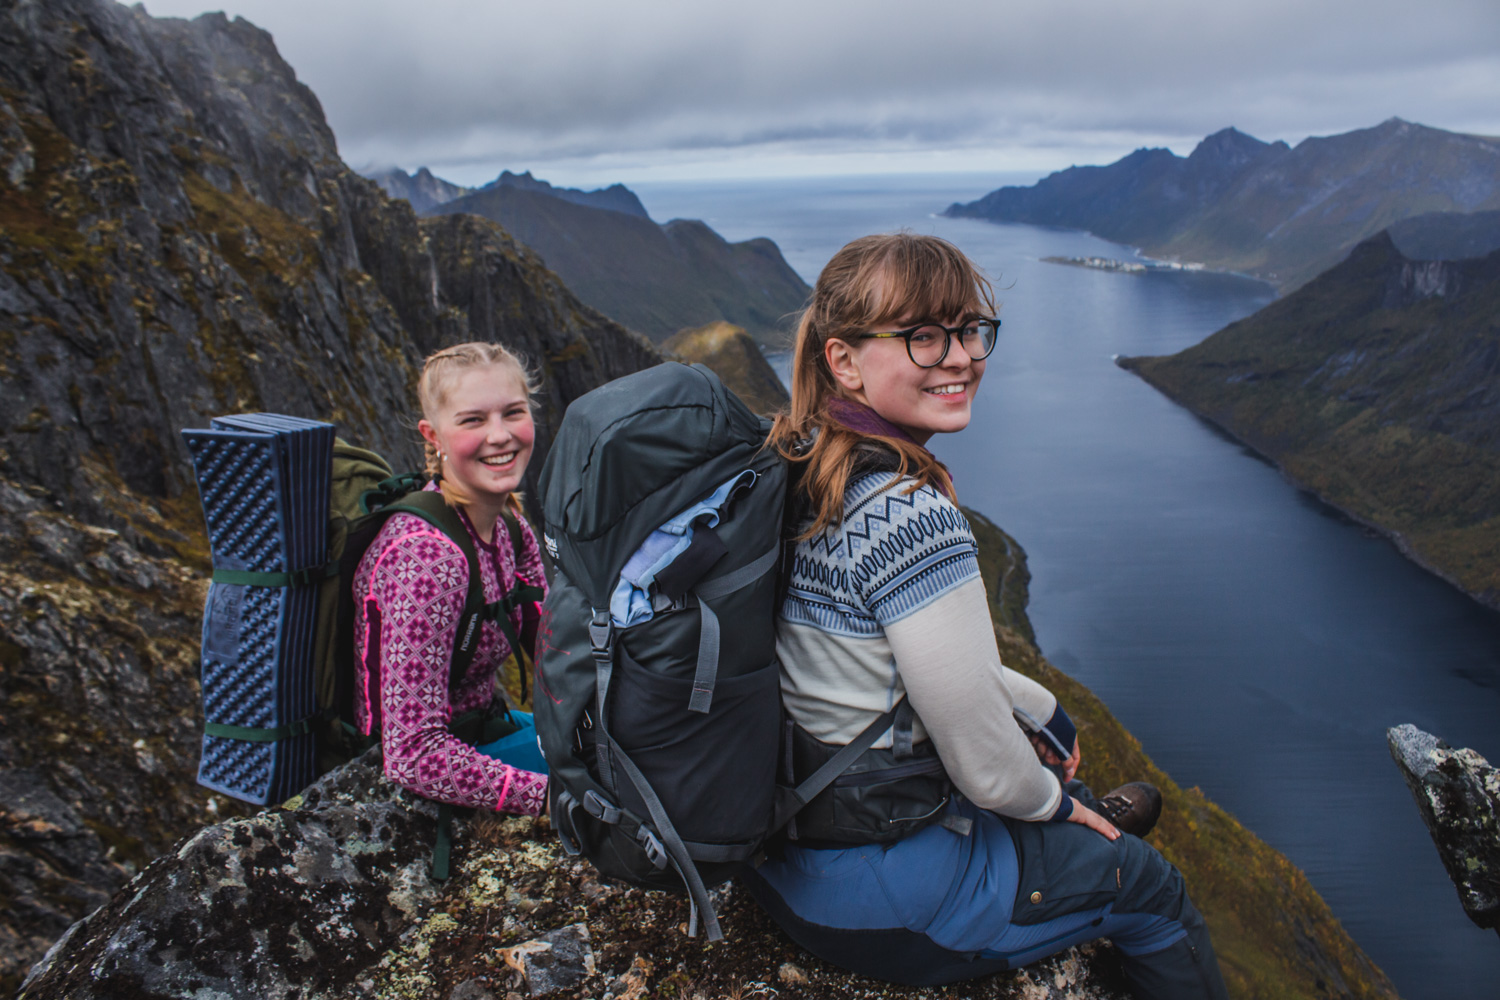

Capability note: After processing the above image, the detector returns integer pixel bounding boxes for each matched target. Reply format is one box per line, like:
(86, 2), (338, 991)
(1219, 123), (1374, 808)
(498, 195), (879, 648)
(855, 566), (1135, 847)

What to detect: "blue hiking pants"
(475, 711), (549, 775)
(741, 796), (1228, 998)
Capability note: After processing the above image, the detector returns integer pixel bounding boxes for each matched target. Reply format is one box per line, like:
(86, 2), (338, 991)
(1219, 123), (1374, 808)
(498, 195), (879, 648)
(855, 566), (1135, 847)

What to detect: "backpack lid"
(538, 363), (769, 605)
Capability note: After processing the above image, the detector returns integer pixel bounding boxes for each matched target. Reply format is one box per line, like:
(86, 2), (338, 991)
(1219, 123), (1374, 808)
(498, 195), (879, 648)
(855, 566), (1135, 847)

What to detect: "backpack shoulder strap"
(378, 490), (488, 690)
(490, 506), (545, 703)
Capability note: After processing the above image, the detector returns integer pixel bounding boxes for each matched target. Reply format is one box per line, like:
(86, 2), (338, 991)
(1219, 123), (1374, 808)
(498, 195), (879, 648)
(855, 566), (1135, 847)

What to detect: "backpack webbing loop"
(553, 790), (583, 856)
(589, 611), (617, 792)
(686, 544), (780, 714)
(606, 733), (723, 940)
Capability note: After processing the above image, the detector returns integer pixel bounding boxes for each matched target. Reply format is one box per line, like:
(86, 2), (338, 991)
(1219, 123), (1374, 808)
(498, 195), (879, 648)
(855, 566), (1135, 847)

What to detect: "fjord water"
(635, 174), (1500, 999)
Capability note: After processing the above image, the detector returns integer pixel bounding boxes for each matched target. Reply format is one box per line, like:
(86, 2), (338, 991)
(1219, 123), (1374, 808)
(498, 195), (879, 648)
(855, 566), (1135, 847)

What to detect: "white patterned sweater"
(778, 471), (1068, 822)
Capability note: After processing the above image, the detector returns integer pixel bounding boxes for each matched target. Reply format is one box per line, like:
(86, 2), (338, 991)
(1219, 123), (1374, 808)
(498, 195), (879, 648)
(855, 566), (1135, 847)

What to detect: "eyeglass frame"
(854, 317), (1002, 368)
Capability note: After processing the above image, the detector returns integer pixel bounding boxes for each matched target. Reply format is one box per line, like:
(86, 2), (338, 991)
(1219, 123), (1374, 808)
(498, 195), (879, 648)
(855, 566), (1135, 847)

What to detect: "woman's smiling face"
(826, 317), (986, 444)
(419, 364), (535, 503)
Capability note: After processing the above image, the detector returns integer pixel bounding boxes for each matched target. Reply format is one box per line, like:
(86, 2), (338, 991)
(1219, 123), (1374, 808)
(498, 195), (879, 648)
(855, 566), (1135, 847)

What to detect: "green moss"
(0, 636), (25, 670)
(181, 168), (320, 318)
(81, 818), (152, 872)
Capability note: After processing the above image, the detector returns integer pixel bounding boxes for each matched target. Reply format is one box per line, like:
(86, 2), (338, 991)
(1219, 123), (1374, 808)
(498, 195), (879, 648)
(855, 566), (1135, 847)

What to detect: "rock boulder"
(1388, 724), (1500, 934)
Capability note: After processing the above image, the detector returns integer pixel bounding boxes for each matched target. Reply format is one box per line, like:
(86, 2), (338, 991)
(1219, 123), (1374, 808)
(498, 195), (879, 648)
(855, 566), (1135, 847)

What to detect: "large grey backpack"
(535, 363), (906, 939)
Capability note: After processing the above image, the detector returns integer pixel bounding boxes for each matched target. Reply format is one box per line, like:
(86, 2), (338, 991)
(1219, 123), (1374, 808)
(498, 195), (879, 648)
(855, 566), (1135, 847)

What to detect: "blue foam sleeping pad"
(185, 417), (333, 804)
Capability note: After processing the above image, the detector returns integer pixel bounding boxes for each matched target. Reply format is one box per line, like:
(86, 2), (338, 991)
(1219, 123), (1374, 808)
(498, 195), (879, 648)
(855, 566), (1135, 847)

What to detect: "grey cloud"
(141, 0), (1500, 173)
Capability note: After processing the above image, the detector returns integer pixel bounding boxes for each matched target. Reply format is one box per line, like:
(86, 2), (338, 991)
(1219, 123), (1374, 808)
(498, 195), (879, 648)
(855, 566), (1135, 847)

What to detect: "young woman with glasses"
(753, 233), (1228, 998)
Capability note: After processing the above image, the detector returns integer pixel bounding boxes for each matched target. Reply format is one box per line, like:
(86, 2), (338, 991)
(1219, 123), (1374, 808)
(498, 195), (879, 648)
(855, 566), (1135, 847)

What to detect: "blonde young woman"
(351, 343), (548, 818)
(750, 234), (1229, 999)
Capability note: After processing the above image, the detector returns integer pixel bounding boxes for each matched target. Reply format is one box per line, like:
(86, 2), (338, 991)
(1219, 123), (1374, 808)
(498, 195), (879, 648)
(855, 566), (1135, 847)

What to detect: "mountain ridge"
(428, 184), (810, 344)
(948, 118), (1500, 291)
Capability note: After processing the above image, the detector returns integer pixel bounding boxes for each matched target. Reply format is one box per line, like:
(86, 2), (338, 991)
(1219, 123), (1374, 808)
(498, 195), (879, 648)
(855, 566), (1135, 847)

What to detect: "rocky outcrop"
(662, 321), (789, 416)
(16, 519), (1401, 1000)
(0, 0), (658, 988)
(1388, 725), (1500, 935)
(19, 752), (1133, 1000)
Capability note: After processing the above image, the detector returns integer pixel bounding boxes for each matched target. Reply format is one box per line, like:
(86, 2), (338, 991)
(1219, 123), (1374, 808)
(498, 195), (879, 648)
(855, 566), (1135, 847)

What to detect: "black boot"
(1096, 782), (1163, 838)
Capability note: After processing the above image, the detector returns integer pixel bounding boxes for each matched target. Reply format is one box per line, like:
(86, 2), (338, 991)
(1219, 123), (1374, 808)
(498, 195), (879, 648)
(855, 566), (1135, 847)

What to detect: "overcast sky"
(141, 0), (1500, 188)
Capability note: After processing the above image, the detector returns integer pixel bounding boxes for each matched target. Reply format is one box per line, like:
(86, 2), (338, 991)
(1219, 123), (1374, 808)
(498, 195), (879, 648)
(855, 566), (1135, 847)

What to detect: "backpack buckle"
(588, 612), (613, 662)
(636, 826), (669, 870)
(582, 790), (622, 825)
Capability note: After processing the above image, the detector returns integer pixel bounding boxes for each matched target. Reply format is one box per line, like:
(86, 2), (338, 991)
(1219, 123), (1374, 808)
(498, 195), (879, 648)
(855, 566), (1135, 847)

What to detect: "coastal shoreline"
(1117, 356), (1500, 615)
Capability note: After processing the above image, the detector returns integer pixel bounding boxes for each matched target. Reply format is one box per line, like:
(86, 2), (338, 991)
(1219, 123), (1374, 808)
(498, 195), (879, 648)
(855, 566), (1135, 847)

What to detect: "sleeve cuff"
(1042, 703), (1077, 759)
(1049, 788), (1074, 823)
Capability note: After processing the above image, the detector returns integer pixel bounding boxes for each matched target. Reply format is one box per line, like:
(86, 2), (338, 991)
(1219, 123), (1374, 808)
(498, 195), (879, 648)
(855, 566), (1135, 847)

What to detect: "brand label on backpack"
(543, 533), (559, 560)
(458, 612), (480, 653)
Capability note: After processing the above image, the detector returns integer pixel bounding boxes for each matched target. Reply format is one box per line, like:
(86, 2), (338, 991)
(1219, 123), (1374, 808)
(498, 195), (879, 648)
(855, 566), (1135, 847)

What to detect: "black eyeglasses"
(856, 318), (1001, 368)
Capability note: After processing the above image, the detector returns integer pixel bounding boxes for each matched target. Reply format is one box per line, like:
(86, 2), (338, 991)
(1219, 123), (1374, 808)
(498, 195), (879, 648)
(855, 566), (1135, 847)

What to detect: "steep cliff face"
(0, 0), (657, 989)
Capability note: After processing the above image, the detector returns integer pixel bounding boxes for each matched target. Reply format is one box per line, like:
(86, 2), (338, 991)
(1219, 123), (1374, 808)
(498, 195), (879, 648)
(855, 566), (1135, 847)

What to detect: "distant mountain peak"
(483, 170), (651, 219)
(948, 117), (1500, 291)
(363, 165), (472, 213)
(1187, 127), (1278, 168)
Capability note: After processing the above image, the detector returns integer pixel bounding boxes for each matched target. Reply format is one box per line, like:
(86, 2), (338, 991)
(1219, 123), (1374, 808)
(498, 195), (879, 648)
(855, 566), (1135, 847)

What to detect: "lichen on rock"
(20, 752), (1135, 1000)
(1388, 723), (1500, 933)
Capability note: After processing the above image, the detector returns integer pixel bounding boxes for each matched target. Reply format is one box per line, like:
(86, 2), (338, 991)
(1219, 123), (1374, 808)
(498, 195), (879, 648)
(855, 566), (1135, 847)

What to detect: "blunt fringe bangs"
(768, 233), (995, 538)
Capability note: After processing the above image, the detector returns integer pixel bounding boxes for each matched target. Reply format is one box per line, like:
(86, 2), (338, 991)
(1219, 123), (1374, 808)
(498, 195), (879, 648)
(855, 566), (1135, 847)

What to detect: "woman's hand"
(1066, 796), (1120, 840)
(1030, 733), (1082, 782)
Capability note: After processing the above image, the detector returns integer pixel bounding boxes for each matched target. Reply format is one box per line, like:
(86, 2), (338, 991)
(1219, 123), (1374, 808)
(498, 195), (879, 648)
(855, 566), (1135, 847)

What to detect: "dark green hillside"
(662, 320), (789, 416)
(1389, 209), (1500, 261)
(965, 511), (1397, 1000)
(1121, 232), (1500, 609)
(950, 119), (1500, 292)
(428, 184), (809, 345)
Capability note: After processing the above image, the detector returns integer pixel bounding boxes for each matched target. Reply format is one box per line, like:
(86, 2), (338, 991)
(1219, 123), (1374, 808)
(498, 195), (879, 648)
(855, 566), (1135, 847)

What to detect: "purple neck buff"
(825, 397), (924, 449)
(824, 397), (955, 487)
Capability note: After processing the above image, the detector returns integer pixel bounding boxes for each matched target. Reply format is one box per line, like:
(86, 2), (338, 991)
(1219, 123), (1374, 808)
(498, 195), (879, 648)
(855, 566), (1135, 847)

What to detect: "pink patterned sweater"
(353, 491), (549, 816)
